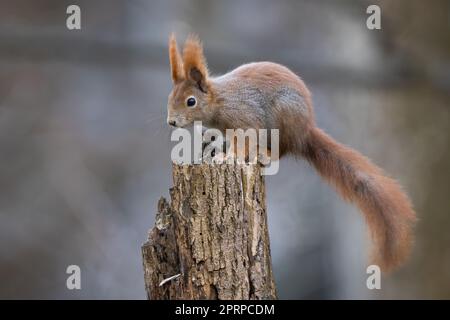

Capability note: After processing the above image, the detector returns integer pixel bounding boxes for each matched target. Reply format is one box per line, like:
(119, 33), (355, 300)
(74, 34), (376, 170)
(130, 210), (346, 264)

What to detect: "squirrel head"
(167, 34), (215, 128)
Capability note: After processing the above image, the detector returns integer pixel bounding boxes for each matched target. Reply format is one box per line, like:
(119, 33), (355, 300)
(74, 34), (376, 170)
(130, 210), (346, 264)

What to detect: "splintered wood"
(142, 163), (277, 299)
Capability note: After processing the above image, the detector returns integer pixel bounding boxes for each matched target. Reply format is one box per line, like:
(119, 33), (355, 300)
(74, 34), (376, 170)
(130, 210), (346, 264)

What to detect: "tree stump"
(142, 163), (277, 299)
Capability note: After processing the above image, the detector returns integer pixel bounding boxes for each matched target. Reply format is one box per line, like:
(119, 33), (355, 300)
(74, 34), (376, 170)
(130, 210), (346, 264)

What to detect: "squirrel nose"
(168, 120), (176, 127)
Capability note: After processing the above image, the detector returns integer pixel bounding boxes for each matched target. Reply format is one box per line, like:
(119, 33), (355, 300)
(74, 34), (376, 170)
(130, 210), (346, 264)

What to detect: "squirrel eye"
(186, 96), (197, 108)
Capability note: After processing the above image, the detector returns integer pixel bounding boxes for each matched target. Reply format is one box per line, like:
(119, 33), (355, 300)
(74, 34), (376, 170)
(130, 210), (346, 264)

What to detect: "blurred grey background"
(0, 0), (449, 299)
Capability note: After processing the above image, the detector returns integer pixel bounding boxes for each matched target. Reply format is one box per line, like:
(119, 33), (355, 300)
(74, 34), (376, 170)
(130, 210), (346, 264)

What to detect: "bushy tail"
(302, 127), (416, 271)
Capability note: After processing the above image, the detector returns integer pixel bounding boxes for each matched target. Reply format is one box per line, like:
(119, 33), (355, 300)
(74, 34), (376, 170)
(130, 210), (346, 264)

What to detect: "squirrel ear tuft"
(183, 34), (209, 92)
(169, 33), (184, 83)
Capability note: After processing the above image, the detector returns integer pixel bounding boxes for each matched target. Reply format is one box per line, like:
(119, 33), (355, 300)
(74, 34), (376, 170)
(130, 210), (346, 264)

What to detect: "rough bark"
(142, 163), (277, 300)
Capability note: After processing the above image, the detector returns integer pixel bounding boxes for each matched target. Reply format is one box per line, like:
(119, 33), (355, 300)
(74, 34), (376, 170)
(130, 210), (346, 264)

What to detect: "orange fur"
(303, 128), (416, 271)
(182, 34), (209, 80)
(167, 34), (417, 272)
(169, 33), (183, 83)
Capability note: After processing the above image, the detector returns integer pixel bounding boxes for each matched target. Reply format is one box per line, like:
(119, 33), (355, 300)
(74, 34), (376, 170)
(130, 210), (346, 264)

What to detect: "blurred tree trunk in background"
(142, 164), (277, 299)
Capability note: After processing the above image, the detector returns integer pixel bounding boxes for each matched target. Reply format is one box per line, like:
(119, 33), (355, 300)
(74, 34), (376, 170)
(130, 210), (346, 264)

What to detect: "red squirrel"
(166, 34), (416, 272)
